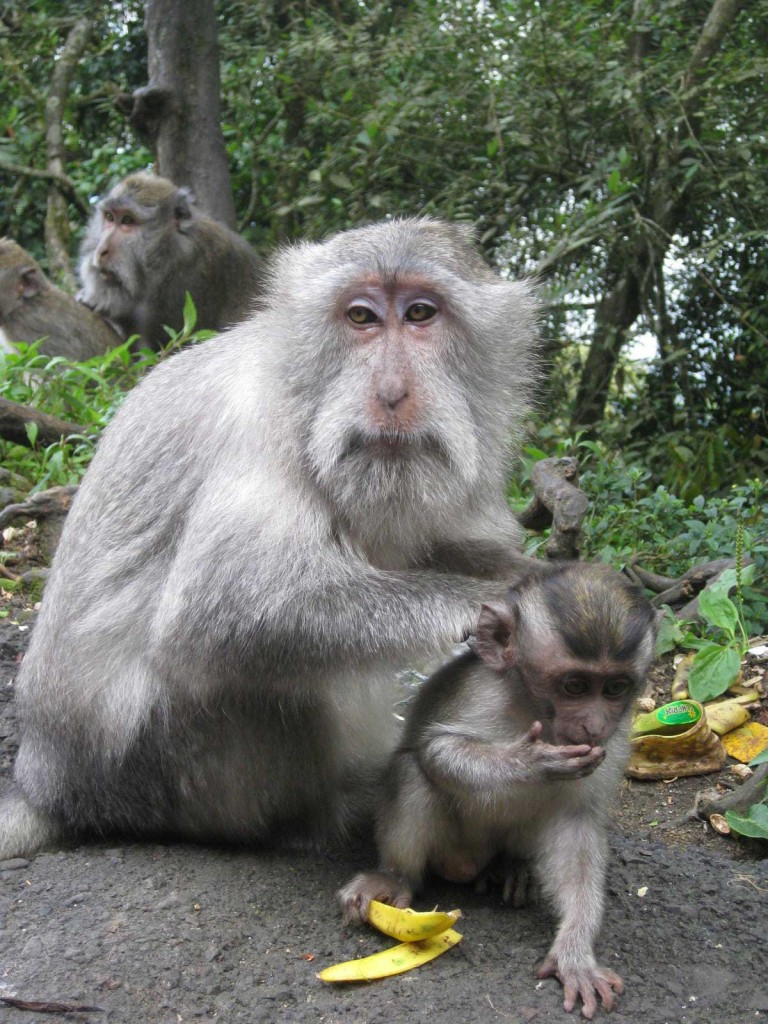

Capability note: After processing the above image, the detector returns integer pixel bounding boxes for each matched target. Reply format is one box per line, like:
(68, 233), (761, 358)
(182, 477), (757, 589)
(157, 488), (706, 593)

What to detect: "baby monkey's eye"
(405, 302), (437, 323)
(347, 305), (377, 325)
(603, 677), (631, 698)
(561, 675), (590, 697)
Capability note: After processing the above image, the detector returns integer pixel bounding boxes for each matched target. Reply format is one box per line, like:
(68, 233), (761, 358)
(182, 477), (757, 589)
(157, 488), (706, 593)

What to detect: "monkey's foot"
(473, 854), (532, 908)
(537, 955), (624, 1019)
(336, 871), (412, 925)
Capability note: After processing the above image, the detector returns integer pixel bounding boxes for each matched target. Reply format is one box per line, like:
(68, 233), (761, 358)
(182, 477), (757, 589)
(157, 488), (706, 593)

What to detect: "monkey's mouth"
(342, 432), (449, 464)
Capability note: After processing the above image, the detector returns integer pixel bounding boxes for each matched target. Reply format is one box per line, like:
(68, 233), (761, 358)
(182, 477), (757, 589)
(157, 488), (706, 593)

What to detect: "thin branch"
(45, 16), (92, 287)
(0, 161), (88, 216)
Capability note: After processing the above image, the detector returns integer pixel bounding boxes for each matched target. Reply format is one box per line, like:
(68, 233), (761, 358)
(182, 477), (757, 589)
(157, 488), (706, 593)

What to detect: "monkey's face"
(85, 183), (180, 303)
(87, 200), (145, 297)
(519, 653), (640, 747)
(476, 563), (656, 747)
(305, 276), (482, 523)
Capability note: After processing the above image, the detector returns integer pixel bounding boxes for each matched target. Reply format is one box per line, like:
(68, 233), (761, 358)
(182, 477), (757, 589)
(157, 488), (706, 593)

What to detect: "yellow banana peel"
(704, 698), (751, 736)
(366, 900), (461, 941)
(316, 928), (463, 983)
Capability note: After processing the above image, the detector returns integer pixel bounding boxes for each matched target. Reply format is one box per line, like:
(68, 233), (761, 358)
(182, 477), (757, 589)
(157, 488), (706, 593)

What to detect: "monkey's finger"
(526, 721), (544, 742)
(563, 979), (588, 1016)
(553, 743), (596, 758)
(594, 969), (624, 1010)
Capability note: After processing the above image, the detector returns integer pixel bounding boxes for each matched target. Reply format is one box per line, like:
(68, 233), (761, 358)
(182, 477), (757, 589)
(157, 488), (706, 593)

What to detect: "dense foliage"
(0, 0), (765, 607)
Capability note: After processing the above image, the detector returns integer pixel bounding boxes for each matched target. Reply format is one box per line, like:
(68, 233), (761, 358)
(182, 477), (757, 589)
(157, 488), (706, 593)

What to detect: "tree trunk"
(570, 0), (749, 430)
(45, 17), (91, 290)
(128, 0), (237, 228)
(572, 268), (642, 429)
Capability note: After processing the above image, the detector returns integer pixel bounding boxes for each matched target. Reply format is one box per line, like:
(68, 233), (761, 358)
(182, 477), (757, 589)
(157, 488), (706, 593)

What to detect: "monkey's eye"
(405, 302), (437, 323)
(120, 214), (136, 226)
(347, 305), (378, 325)
(603, 677), (631, 698)
(103, 210), (115, 223)
(561, 675), (590, 697)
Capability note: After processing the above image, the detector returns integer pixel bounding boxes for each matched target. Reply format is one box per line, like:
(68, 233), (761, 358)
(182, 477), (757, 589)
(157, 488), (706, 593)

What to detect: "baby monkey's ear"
(475, 596), (520, 672)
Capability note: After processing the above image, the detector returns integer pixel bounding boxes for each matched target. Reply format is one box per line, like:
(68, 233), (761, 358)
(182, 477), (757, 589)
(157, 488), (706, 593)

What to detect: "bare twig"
(0, 397), (88, 448)
(0, 161), (88, 217)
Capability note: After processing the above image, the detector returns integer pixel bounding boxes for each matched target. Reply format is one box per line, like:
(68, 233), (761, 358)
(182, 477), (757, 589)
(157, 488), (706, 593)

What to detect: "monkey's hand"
(522, 722), (605, 780)
(537, 954), (624, 1019)
(337, 871), (413, 925)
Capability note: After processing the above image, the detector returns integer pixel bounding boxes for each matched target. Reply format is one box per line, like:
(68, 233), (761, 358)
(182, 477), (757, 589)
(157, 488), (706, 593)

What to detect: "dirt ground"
(0, 614), (766, 1024)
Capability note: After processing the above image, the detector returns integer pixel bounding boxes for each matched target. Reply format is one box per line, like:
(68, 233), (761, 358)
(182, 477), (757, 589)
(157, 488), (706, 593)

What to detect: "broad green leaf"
(24, 421), (39, 446)
(688, 644), (742, 702)
(725, 802), (768, 840)
(750, 749), (768, 766)
(709, 565), (756, 598)
(697, 588), (739, 636)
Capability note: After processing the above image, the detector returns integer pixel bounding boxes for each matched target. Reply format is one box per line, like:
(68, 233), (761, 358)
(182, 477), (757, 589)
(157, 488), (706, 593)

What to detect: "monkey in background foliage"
(0, 238), (121, 360)
(339, 562), (657, 1020)
(78, 172), (264, 348)
(0, 217), (544, 864)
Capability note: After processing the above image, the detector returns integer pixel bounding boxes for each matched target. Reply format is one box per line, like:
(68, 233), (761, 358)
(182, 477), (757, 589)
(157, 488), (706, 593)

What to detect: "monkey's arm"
(418, 721), (605, 791)
(150, 478), (531, 678)
(419, 539), (549, 582)
(536, 814), (623, 1019)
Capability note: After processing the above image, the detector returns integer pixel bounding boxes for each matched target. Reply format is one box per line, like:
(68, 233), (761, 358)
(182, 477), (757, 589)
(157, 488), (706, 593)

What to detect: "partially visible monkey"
(0, 239), (121, 360)
(0, 217), (542, 864)
(338, 562), (657, 1020)
(77, 172), (264, 348)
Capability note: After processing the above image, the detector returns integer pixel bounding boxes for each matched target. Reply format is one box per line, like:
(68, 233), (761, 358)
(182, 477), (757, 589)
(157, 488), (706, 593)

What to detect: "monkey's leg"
(0, 788), (63, 860)
(535, 817), (623, 1020)
(474, 852), (533, 908)
(337, 756), (442, 924)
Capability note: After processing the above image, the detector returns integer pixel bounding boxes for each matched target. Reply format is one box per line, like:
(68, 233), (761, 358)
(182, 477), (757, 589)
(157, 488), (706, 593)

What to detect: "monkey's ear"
(475, 600), (518, 671)
(18, 266), (42, 299)
(174, 188), (197, 234)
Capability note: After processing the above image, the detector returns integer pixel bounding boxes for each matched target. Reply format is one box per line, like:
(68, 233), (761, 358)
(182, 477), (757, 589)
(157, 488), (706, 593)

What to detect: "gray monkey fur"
(0, 217), (539, 859)
(77, 172), (264, 349)
(0, 238), (121, 360)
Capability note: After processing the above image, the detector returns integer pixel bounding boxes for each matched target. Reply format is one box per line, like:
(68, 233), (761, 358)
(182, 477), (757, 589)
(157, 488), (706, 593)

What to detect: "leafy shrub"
(509, 437), (767, 636)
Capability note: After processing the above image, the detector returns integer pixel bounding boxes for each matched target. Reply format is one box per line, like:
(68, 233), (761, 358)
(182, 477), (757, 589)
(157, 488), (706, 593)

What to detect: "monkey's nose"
(376, 382), (409, 410)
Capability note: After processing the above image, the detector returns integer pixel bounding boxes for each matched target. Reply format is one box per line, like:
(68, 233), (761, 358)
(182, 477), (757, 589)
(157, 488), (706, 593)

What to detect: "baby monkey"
(338, 562), (656, 1020)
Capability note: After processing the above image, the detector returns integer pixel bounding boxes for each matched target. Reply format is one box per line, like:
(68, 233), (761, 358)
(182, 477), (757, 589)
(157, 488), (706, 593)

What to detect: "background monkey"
(0, 217), (541, 862)
(0, 238), (121, 360)
(338, 562), (657, 1020)
(77, 172), (264, 348)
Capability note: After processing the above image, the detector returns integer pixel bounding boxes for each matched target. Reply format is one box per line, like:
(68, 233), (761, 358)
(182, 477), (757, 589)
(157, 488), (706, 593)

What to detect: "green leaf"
(709, 565), (756, 598)
(182, 292), (198, 333)
(750, 749), (768, 766)
(697, 588), (739, 636)
(25, 421), (39, 446)
(655, 609), (684, 656)
(688, 644), (742, 702)
(725, 802), (768, 840)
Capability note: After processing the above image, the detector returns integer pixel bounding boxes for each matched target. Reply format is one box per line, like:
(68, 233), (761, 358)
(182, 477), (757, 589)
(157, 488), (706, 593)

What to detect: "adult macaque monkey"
(77, 172), (264, 348)
(0, 239), (121, 359)
(0, 218), (541, 861)
(338, 563), (657, 1020)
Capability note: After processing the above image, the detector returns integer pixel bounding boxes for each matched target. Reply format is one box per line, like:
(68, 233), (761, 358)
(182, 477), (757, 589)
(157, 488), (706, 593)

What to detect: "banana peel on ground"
(317, 902), (463, 983)
(627, 700), (726, 779)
